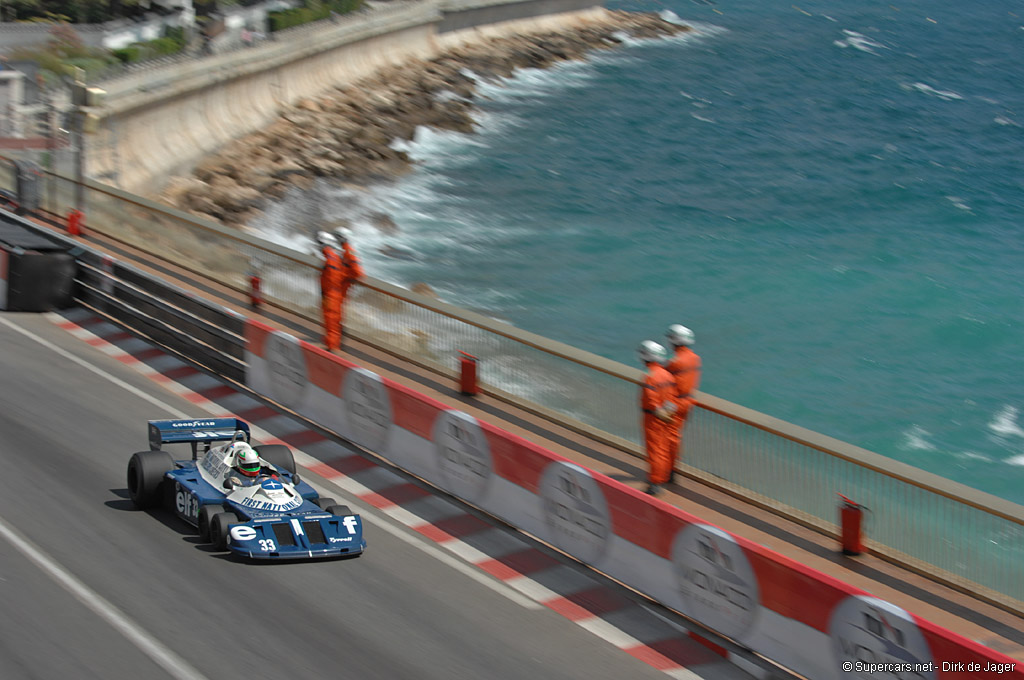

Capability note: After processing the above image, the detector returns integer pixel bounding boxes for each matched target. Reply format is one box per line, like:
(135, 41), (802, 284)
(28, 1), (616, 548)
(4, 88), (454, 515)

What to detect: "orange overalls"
(641, 362), (677, 486)
(321, 243), (364, 350)
(320, 246), (344, 350)
(665, 346), (702, 468)
(338, 241), (364, 330)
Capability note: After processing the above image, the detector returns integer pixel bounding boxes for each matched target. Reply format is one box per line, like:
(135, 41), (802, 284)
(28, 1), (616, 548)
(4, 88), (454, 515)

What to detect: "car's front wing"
(225, 513), (365, 560)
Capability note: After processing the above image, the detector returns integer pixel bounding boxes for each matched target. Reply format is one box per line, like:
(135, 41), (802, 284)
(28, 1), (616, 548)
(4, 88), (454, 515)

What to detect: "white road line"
(504, 574), (561, 602)
(577, 616), (644, 649)
(0, 515), (210, 680)
(10, 315), (539, 612)
(307, 489), (542, 611)
(441, 539), (494, 565)
(0, 317), (188, 419)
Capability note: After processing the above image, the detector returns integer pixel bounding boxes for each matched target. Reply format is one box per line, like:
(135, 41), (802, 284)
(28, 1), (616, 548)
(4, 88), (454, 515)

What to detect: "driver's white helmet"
(666, 324), (695, 347)
(637, 340), (668, 365)
(230, 442), (261, 477)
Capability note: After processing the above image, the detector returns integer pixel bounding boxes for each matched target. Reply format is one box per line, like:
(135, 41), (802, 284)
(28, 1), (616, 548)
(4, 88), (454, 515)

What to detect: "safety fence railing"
(686, 398), (1024, 609)
(34, 169), (647, 445)
(346, 279), (644, 445)
(21, 167), (1024, 613)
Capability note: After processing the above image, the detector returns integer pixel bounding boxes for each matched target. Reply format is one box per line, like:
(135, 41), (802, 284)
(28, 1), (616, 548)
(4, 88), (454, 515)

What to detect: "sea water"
(251, 0), (1024, 504)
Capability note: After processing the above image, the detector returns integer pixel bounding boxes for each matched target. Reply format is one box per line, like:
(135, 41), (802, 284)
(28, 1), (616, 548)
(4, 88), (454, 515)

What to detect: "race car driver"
(225, 442), (277, 487)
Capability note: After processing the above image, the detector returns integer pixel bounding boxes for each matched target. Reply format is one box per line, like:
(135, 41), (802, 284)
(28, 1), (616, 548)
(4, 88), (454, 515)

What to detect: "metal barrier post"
(67, 208), (83, 236)
(458, 351), (478, 396)
(248, 257), (263, 309)
(838, 493), (865, 556)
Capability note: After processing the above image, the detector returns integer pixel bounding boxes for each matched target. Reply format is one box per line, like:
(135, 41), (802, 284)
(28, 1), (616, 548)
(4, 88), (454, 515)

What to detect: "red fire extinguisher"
(458, 351), (478, 396)
(838, 493), (866, 556)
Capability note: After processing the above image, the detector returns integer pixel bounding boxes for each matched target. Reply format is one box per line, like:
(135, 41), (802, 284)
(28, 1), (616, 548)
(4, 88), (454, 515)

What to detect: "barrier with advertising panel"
(245, 319), (1023, 680)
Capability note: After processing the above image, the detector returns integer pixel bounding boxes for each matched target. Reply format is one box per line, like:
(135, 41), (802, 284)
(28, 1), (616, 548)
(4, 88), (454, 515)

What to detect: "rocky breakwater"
(161, 10), (690, 227)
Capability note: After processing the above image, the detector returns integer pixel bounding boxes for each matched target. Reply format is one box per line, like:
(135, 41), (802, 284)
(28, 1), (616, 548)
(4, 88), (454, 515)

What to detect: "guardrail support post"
(247, 257), (263, 309)
(458, 351), (478, 396)
(838, 493), (865, 556)
(67, 208), (84, 237)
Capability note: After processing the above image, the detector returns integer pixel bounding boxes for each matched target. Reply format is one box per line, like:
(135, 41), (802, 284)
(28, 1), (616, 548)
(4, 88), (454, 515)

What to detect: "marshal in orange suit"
(638, 340), (677, 496)
(664, 324), (701, 482)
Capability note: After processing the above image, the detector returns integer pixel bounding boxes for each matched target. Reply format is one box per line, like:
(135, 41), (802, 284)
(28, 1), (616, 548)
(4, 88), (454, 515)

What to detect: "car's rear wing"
(148, 418), (251, 457)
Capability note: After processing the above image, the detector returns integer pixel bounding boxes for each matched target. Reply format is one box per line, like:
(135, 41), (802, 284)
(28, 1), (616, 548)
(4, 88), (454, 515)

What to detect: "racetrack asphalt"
(0, 311), (755, 680)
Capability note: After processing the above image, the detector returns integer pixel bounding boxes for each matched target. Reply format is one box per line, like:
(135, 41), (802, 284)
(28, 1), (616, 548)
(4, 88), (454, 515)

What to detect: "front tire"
(127, 451), (174, 509)
(253, 444), (295, 475)
(210, 512), (239, 551)
(327, 504), (353, 517)
(314, 497), (337, 510)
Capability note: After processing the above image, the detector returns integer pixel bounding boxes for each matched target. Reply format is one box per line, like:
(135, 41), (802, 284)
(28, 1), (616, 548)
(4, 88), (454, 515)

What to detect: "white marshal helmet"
(229, 442), (261, 477)
(637, 340), (668, 364)
(314, 230), (338, 249)
(333, 227), (353, 245)
(666, 324), (695, 347)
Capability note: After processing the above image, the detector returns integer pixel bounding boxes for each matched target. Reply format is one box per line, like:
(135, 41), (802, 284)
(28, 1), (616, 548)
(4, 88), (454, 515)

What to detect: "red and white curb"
(48, 308), (767, 680)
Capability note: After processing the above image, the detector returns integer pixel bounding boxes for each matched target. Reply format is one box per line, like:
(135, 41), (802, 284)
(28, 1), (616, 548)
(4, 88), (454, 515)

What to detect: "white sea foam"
(989, 406), (1024, 438)
(995, 115), (1020, 127)
(679, 20), (728, 41)
(246, 221), (318, 255)
(475, 61), (599, 103)
(945, 195), (971, 211)
(401, 125), (495, 167)
(659, 10), (687, 26)
(904, 81), (964, 101)
(954, 450), (994, 462)
(246, 170), (484, 289)
(611, 30), (634, 45)
(834, 30), (887, 54)
(902, 425), (937, 451)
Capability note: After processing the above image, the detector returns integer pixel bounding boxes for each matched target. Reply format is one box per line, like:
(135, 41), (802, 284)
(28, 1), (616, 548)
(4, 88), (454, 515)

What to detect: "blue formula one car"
(126, 418), (365, 560)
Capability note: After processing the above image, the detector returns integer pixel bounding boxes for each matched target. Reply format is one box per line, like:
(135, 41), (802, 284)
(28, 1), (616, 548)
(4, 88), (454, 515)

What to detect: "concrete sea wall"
(89, 0), (604, 194)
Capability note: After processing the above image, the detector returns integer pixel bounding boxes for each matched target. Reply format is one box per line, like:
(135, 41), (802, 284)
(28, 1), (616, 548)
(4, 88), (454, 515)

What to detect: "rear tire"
(198, 505), (221, 542)
(210, 512), (239, 551)
(127, 451), (174, 509)
(162, 479), (177, 512)
(314, 497), (337, 510)
(327, 505), (353, 517)
(253, 444), (295, 475)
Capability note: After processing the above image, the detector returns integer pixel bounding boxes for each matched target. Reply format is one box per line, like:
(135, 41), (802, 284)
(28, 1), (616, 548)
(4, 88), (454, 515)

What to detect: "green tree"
(3, 0), (145, 22)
